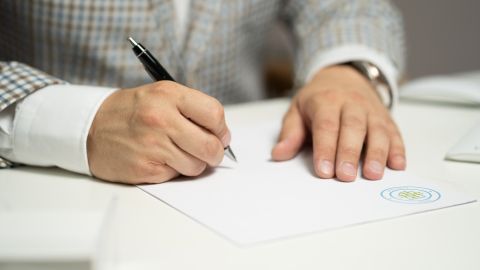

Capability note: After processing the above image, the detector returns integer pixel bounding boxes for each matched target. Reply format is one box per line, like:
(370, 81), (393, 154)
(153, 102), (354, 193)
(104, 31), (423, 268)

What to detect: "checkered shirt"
(0, 0), (405, 167)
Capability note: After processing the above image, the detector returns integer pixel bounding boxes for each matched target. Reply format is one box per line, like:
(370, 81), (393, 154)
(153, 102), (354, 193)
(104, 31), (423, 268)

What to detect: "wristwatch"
(347, 61), (393, 109)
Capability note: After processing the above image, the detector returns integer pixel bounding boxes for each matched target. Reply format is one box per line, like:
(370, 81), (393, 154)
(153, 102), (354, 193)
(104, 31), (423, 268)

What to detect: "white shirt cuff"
(304, 44), (399, 110)
(8, 84), (117, 175)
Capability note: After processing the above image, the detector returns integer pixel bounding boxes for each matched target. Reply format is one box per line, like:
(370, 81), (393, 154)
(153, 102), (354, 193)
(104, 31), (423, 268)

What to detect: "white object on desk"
(139, 121), (476, 246)
(446, 121), (480, 163)
(0, 199), (114, 270)
(400, 71), (480, 104)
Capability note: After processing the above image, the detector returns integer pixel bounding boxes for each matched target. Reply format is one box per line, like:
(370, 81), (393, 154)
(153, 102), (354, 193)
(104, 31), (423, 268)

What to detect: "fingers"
(169, 114), (224, 166)
(175, 86), (231, 147)
(311, 102), (404, 182)
(90, 81), (226, 185)
(128, 116), (214, 183)
(134, 163), (180, 184)
(362, 117), (390, 180)
(271, 102), (306, 161)
(143, 82), (224, 177)
(162, 140), (208, 177)
(310, 102), (341, 179)
(386, 122), (407, 170)
(335, 105), (367, 181)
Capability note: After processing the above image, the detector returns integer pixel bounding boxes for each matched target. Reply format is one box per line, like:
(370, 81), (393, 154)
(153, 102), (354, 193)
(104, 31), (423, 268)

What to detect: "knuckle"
(348, 91), (367, 103)
(135, 81), (169, 99)
(203, 137), (223, 161)
(315, 117), (339, 133)
(130, 159), (151, 178)
(339, 146), (361, 158)
(342, 115), (366, 130)
(321, 88), (340, 102)
(133, 87), (147, 101)
(369, 119), (389, 133)
(186, 161), (207, 176)
(305, 94), (325, 109)
(314, 146), (336, 161)
(367, 148), (388, 159)
(136, 107), (168, 128)
(145, 81), (180, 100)
(153, 80), (178, 92)
(207, 99), (225, 125)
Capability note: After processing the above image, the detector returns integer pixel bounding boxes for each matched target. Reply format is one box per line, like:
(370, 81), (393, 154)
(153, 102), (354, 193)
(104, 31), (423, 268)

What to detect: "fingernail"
(340, 162), (356, 177)
(368, 160), (383, 174)
(221, 131), (231, 147)
(318, 160), (333, 176)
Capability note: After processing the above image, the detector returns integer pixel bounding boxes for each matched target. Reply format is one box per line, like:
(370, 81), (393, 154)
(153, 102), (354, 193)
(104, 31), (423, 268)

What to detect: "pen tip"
(127, 37), (138, 47)
(224, 146), (237, 162)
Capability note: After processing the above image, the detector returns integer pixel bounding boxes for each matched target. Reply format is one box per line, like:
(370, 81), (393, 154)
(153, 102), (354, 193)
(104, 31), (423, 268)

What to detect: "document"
(139, 121), (476, 245)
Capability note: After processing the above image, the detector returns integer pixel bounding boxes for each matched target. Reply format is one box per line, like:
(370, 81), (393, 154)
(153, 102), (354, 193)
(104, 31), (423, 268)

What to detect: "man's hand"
(87, 81), (231, 184)
(271, 65), (406, 181)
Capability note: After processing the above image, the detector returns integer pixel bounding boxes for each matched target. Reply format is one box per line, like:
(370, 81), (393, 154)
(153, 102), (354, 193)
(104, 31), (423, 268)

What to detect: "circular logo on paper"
(381, 186), (441, 204)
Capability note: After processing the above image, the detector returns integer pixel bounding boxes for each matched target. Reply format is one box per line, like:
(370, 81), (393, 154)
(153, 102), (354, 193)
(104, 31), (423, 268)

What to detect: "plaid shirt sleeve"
(0, 61), (65, 168)
(281, 0), (405, 87)
(0, 61), (65, 111)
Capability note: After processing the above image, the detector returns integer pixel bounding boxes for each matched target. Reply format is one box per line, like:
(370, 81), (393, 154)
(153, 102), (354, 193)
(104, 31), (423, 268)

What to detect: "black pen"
(128, 37), (237, 162)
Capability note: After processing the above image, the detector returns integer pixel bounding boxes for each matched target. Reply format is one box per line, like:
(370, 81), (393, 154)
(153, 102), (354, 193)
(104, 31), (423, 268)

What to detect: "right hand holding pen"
(87, 81), (231, 184)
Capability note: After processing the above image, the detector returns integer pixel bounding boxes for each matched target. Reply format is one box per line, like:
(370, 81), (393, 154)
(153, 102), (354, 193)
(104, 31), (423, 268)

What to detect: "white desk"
(1, 99), (479, 270)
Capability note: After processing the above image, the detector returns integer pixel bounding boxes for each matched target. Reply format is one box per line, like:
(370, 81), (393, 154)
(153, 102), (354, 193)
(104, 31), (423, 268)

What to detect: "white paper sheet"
(139, 122), (476, 245)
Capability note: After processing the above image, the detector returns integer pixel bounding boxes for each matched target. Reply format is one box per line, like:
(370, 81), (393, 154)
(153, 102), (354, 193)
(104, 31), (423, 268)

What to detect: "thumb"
(271, 103), (306, 161)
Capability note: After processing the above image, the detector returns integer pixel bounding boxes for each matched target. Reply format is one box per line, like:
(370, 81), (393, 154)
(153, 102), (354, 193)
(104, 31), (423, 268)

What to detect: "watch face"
(350, 61), (373, 80)
(366, 63), (380, 79)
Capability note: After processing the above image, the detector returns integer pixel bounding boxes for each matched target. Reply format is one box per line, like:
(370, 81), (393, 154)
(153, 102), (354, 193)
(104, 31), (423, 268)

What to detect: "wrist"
(301, 45), (399, 110)
(344, 61), (393, 108)
(311, 64), (375, 90)
(311, 64), (389, 106)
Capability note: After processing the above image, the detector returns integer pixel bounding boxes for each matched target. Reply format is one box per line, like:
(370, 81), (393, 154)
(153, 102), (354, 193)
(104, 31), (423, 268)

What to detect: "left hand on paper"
(271, 65), (406, 181)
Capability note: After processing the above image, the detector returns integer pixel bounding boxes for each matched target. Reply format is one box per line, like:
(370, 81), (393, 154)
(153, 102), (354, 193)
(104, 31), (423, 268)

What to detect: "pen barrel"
(133, 44), (175, 82)
(141, 52), (175, 81)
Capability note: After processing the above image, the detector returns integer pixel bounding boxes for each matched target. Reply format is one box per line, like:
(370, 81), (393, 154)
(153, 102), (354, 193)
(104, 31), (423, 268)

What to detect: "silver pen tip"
(224, 146), (237, 162)
(127, 37), (138, 47)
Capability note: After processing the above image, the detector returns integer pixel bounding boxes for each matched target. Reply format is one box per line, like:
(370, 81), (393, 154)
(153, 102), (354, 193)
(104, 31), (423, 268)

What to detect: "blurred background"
(394, 0), (480, 79)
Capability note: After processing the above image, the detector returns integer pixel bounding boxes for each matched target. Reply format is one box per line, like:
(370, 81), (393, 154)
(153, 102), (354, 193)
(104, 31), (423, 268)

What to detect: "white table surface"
(1, 98), (479, 270)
